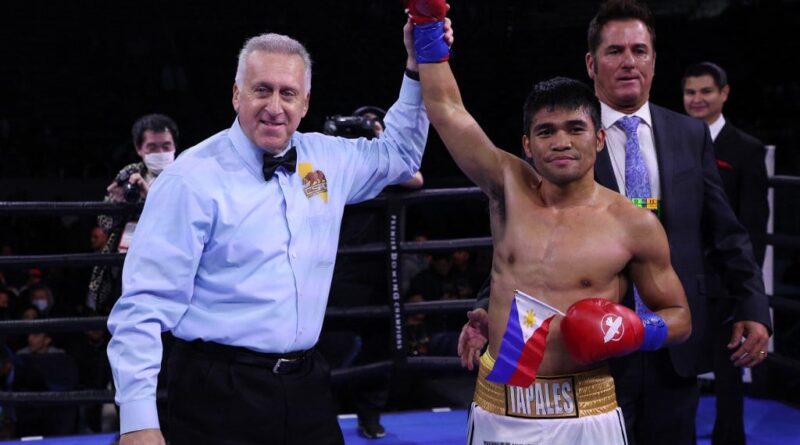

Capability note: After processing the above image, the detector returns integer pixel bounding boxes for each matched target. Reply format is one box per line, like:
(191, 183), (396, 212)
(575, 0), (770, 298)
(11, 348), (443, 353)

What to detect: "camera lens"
(122, 183), (140, 203)
(116, 171), (130, 186)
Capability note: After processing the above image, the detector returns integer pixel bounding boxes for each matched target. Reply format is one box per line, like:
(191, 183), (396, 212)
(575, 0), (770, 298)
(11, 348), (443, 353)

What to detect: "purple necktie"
(617, 115), (651, 314)
(617, 116), (650, 198)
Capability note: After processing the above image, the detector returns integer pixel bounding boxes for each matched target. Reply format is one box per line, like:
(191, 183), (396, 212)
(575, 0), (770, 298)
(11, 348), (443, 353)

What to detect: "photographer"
(87, 113), (179, 314)
(324, 106), (423, 188)
(321, 105), (422, 439)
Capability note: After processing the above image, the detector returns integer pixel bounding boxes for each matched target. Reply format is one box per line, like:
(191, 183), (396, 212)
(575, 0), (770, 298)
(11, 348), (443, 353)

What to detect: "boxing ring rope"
(0, 201), (142, 216)
(0, 300), (477, 336)
(769, 174), (800, 187)
(0, 174), (799, 408)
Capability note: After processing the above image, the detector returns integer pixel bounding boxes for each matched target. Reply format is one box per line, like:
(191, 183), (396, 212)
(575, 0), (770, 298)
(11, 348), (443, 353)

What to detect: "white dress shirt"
(600, 101), (661, 199)
(708, 114), (726, 142)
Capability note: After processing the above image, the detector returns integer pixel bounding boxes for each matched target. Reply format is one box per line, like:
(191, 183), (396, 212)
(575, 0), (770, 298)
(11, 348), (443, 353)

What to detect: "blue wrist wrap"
(640, 312), (668, 351)
(413, 22), (450, 63)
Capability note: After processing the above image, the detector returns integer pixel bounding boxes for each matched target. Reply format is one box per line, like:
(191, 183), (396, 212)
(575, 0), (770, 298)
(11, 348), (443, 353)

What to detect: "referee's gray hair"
(235, 33), (312, 92)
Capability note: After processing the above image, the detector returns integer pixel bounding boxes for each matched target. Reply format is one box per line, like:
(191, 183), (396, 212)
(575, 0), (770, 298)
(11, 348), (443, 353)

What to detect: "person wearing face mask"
(107, 113), (180, 204)
(27, 285), (54, 316)
(87, 113), (180, 314)
(86, 114), (181, 438)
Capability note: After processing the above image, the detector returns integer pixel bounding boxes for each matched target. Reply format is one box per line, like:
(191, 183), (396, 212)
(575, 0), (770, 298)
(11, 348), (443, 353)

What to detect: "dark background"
(0, 0), (798, 264)
(1, 1), (798, 190)
(0, 0), (799, 407)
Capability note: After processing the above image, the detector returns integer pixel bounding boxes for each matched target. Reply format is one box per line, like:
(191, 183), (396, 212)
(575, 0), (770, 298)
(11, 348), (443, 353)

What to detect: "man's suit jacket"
(595, 103), (772, 377)
(713, 121), (769, 265)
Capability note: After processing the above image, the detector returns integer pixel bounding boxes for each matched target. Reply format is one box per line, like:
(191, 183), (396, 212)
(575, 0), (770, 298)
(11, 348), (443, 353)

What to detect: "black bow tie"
(262, 147), (297, 181)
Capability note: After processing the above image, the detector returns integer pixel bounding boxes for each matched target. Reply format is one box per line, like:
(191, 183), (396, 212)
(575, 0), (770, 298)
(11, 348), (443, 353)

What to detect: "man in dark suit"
(682, 62), (769, 263)
(459, 2), (771, 443)
(585, 1), (770, 443)
(683, 61), (769, 445)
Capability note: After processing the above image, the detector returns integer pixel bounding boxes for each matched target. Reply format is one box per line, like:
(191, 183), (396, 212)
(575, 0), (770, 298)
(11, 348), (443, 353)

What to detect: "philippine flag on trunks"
(486, 290), (565, 387)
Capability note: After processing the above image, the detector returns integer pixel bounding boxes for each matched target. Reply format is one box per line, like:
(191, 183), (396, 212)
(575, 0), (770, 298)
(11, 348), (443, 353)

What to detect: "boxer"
(405, 2), (691, 443)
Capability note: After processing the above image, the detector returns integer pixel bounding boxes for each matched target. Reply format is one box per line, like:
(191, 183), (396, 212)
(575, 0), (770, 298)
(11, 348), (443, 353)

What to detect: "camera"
(115, 170), (141, 203)
(323, 115), (380, 139)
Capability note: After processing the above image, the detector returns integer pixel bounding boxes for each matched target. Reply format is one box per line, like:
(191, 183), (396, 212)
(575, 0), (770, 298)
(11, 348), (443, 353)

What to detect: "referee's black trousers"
(167, 339), (344, 445)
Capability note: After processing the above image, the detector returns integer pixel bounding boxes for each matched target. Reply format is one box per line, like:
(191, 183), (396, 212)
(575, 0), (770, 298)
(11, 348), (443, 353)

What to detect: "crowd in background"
(1, 2), (800, 441)
(0, 216), (491, 440)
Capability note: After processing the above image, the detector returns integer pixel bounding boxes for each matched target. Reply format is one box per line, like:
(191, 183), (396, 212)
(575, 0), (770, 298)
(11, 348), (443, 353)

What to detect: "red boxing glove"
(560, 298), (644, 366)
(405, 0), (447, 24)
(406, 0), (450, 63)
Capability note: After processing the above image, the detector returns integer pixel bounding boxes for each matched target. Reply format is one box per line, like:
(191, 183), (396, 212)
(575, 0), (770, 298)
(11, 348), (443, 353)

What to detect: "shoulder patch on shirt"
(298, 162), (329, 203)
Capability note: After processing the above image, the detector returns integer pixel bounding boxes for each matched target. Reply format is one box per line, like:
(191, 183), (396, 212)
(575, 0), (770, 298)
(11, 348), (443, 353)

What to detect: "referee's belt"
(474, 352), (617, 419)
(177, 339), (312, 375)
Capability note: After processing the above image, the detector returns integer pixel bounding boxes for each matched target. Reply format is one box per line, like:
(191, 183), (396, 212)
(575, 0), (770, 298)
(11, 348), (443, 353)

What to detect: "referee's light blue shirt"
(108, 74), (428, 434)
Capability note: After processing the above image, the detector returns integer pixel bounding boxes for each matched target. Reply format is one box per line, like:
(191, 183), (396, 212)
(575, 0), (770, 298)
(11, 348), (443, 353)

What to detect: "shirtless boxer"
(405, 2), (691, 443)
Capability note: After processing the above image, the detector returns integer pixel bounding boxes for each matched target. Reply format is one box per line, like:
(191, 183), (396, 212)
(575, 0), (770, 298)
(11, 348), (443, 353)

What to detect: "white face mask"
(143, 151), (175, 175)
(32, 299), (49, 312)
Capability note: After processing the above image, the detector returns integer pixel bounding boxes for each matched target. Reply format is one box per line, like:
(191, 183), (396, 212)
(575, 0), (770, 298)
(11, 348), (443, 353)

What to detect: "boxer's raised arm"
(405, 2), (510, 195)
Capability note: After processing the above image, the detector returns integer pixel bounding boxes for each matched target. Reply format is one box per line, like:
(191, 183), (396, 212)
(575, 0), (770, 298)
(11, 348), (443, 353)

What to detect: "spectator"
(0, 346), (16, 439)
(89, 226), (108, 253)
(0, 244), (23, 294)
(88, 113), (179, 314)
(407, 253), (461, 354)
(16, 268), (43, 301)
(400, 234), (432, 296)
(67, 329), (112, 433)
(0, 288), (15, 350)
(26, 284), (58, 318)
(17, 332), (65, 355)
(17, 305), (39, 321)
(322, 104), (423, 439)
(450, 249), (482, 300)
(408, 253), (457, 303)
(0, 287), (13, 321)
(405, 293), (431, 356)
(14, 337), (78, 437)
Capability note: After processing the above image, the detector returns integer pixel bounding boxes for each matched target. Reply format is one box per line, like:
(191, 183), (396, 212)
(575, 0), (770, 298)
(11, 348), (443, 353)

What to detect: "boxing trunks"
(468, 352), (628, 445)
